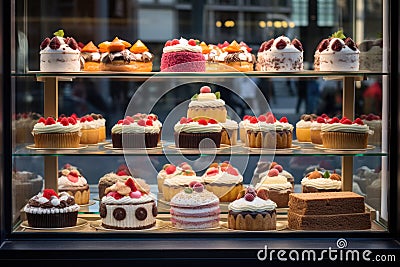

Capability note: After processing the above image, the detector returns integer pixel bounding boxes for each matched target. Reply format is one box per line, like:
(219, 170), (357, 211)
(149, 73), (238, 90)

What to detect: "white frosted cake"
(257, 36), (303, 72)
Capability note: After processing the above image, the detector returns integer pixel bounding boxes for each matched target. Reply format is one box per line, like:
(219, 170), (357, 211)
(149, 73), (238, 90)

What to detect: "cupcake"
(360, 113), (382, 145)
(169, 182), (220, 229)
(87, 113), (106, 143)
(14, 112), (42, 144)
(111, 115), (161, 148)
(174, 117), (222, 149)
(228, 187), (277, 231)
(301, 169), (342, 193)
(160, 37), (205, 72)
(32, 116), (81, 148)
(220, 119), (239, 146)
(255, 169), (293, 208)
(257, 36), (303, 72)
(24, 189), (80, 228)
(201, 161), (244, 202)
(80, 41), (101, 71)
(310, 115), (329, 145)
(58, 163), (90, 205)
(239, 115), (252, 143)
(295, 114), (316, 142)
(253, 161), (294, 190)
(321, 117), (370, 149)
(161, 172), (201, 202)
(157, 162), (194, 194)
(39, 29), (81, 72)
(78, 115), (99, 144)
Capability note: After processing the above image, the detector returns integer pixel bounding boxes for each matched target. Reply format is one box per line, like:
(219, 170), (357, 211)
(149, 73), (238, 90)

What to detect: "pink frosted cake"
(160, 37), (205, 72)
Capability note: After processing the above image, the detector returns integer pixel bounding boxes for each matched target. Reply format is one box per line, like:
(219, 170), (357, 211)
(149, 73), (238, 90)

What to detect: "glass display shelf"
(13, 141), (386, 156)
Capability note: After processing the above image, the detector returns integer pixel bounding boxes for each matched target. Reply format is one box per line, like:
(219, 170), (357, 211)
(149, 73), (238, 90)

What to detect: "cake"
(160, 37), (205, 72)
(58, 163), (90, 205)
(174, 117), (222, 149)
(99, 37), (154, 72)
(99, 178), (157, 230)
(220, 119), (239, 145)
(228, 187), (277, 231)
(98, 171), (131, 200)
(295, 114), (317, 142)
(39, 29), (81, 72)
(24, 189), (80, 228)
(77, 115), (99, 144)
(359, 38), (383, 71)
(187, 86), (227, 123)
(200, 42), (226, 72)
(255, 168), (293, 208)
(310, 115), (329, 145)
(321, 117), (370, 149)
(365, 175), (381, 211)
(80, 41), (101, 71)
(316, 30), (359, 71)
(32, 116), (81, 148)
(239, 115), (252, 143)
(161, 172), (201, 202)
(213, 40), (255, 72)
(157, 162), (194, 194)
(257, 36), (304, 72)
(201, 161), (244, 202)
(252, 161), (294, 189)
(360, 113), (382, 145)
(111, 115), (161, 148)
(14, 112), (42, 144)
(169, 182), (220, 229)
(245, 114), (293, 149)
(301, 169), (342, 193)
(86, 113), (106, 143)
(288, 192), (371, 230)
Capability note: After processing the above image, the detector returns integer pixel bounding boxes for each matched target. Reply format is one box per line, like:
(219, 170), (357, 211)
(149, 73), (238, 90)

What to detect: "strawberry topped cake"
(160, 37), (205, 72)
(161, 169), (200, 202)
(80, 41), (101, 71)
(201, 161), (244, 202)
(157, 162), (194, 194)
(310, 114), (329, 144)
(111, 115), (161, 148)
(252, 161), (294, 189)
(174, 117), (222, 148)
(99, 178), (157, 230)
(320, 117), (371, 149)
(360, 113), (382, 145)
(32, 115), (81, 148)
(315, 30), (359, 71)
(77, 115), (99, 144)
(257, 36), (304, 72)
(39, 30), (81, 72)
(58, 163), (90, 205)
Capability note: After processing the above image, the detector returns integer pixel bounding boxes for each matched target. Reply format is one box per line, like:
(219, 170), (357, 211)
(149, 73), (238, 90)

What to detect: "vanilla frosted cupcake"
(162, 174), (202, 202)
(157, 162), (195, 194)
(202, 162), (243, 202)
(301, 169), (342, 193)
(87, 113), (106, 142)
(58, 164), (90, 205)
(220, 119), (238, 145)
(295, 114), (316, 142)
(310, 115), (329, 144)
(79, 115), (99, 144)
(239, 115), (253, 143)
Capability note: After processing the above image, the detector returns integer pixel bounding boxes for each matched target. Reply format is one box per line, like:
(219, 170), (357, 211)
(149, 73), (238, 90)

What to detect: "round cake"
(80, 41), (101, 71)
(58, 163), (90, 205)
(295, 114), (316, 142)
(99, 178), (157, 230)
(161, 172), (200, 202)
(24, 189), (80, 228)
(220, 119), (239, 145)
(252, 161), (294, 189)
(169, 182), (220, 230)
(310, 115), (329, 145)
(157, 162), (194, 194)
(98, 171), (132, 200)
(301, 169), (342, 193)
(228, 187), (277, 231)
(210, 40), (255, 72)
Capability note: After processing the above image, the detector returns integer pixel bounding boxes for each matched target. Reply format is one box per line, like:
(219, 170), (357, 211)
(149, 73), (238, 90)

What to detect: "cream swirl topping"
(245, 122), (276, 132)
(296, 120), (312, 128)
(58, 175), (88, 188)
(321, 38), (360, 55)
(321, 123), (369, 133)
(310, 121), (324, 130)
(157, 167), (183, 180)
(174, 121), (222, 133)
(269, 36), (303, 53)
(33, 122), (81, 134)
(220, 119), (239, 130)
(101, 193), (154, 204)
(163, 38), (202, 53)
(40, 36), (80, 55)
(202, 169), (243, 184)
(188, 99), (225, 108)
(228, 197), (277, 212)
(80, 120), (98, 130)
(301, 177), (342, 190)
(163, 175), (202, 186)
(111, 123), (160, 134)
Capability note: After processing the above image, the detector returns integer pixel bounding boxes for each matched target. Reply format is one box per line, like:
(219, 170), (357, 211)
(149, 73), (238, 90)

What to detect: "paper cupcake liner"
(174, 132), (222, 148)
(296, 128), (311, 142)
(34, 132), (80, 148)
(80, 128), (99, 144)
(321, 132), (368, 149)
(310, 129), (323, 144)
(26, 211), (78, 228)
(246, 130), (292, 148)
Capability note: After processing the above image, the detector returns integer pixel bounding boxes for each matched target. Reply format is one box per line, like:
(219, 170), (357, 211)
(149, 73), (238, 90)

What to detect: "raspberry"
(331, 39), (343, 52)
(116, 170), (128, 176)
(353, 118), (364, 125)
(192, 183), (204, 193)
(225, 166), (239, 176)
(43, 189), (58, 200)
(86, 116), (94, 122)
(146, 119), (153, 126)
(180, 117), (188, 124)
(292, 38), (303, 52)
(188, 39), (197, 46)
(321, 113), (329, 118)
(165, 164), (177, 175)
(200, 86), (211, 93)
(68, 117), (76, 125)
(316, 117), (325, 123)
(171, 39), (180, 45)
(137, 119), (146, 126)
(243, 115), (251, 120)
(49, 37), (61, 50)
(40, 37), (50, 50)
(341, 119), (352, 125)
(339, 117), (348, 123)
(60, 117), (69, 126)
(258, 115), (267, 122)
(268, 169), (279, 177)
(208, 119), (218, 124)
(206, 168), (219, 176)
(279, 117), (288, 123)
(328, 117), (340, 124)
(67, 38), (79, 50)
(273, 165), (283, 172)
(317, 39), (329, 52)
(125, 178), (137, 192)
(186, 118), (193, 123)
(80, 117), (87, 123)
(189, 181), (198, 188)
(165, 40), (172, 47)
(244, 193), (255, 202)
(198, 119), (208, 125)
(275, 39), (287, 50)
(249, 117), (258, 124)
(45, 117), (56, 125)
(38, 117), (46, 124)
(246, 187), (257, 197)
(122, 119), (131, 125)
(265, 114), (275, 123)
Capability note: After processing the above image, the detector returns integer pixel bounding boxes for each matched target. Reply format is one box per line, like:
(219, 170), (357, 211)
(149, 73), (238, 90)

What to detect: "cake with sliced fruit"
(98, 169), (133, 200)
(252, 161), (294, 189)
(111, 115), (161, 148)
(201, 161), (244, 202)
(99, 38), (154, 72)
(58, 163), (90, 205)
(257, 36), (304, 72)
(39, 29), (81, 72)
(310, 114), (329, 145)
(160, 37), (205, 72)
(32, 115), (81, 148)
(174, 117), (222, 149)
(301, 169), (342, 193)
(80, 41), (101, 71)
(161, 170), (200, 202)
(360, 113), (382, 145)
(157, 162), (195, 194)
(215, 40), (255, 72)
(169, 181), (220, 229)
(99, 178), (157, 230)
(320, 117), (371, 149)
(315, 30), (359, 71)
(245, 113), (293, 149)
(24, 189), (80, 228)
(228, 187), (277, 231)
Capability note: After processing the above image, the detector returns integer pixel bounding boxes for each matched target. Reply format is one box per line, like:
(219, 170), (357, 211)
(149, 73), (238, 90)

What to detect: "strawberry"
(116, 170), (128, 176)
(189, 181), (198, 188)
(344, 37), (357, 51)
(49, 37), (61, 50)
(258, 115), (267, 122)
(122, 119), (131, 125)
(125, 178), (137, 192)
(43, 189), (58, 199)
(200, 86), (211, 93)
(165, 164), (177, 175)
(279, 117), (288, 123)
(125, 116), (135, 123)
(86, 116), (94, 122)
(317, 39), (330, 52)
(165, 40), (172, 47)
(186, 118), (193, 123)
(259, 39), (274, 52)
(40, 37), (50, 50)
(266, 114), (275, 123)
(243, 115), (251, 120)
(226, 166), (239, 176)
(249, 117), (258, 124)
(331, 39), (343, 52)
(60, 117), (69, 126)
(316, 117), (325, 123)
(117, 120), (123, 124)
(171, 39), (180, 45)
(137, 119), (146, 126)
(80, 117), (87, 123)
(67, 38), (79, 50)
(244, 193), (255, 202)
(198, 119), (208, 125)
(192, 182), (204, 193)
(45, 117), (56, 125)
(328, 117), (340, 124)
(268, 169), (279, 177)
(180, 162), (192, 170)
(366, 114), (375, 121)
(180, 117), (188, 124)
(321, 113), (329, 118)
(38, 117), (46, 124)
(146, 119), (153, 126)
(188, 39), (197, 46)
(273, 164), (283, 172)
(68, 117), (77, 125)
(67, 174), (79, 183)
(147, 115), (155, 121)
(292, 38), (303, 52)
(341, 119), (352, 125)
(353, 118), (364, 125)
(206, 168), (219, 176)
(339, 117), (348, 123)
(208, 119), (218, 124)
(276, 39), (287, 49)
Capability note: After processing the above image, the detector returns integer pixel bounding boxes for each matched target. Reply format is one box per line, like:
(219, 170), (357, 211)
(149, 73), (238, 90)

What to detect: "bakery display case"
(1, 0), (400, 263)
